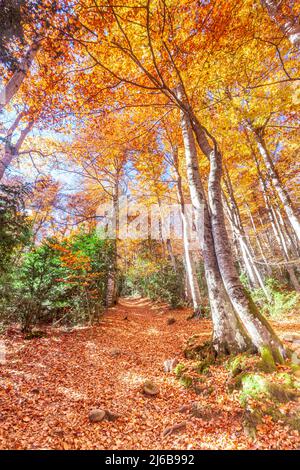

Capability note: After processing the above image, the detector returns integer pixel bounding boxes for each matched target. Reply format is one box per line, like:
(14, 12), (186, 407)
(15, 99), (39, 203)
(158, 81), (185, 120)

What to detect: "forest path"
(0, 298), (299, 449)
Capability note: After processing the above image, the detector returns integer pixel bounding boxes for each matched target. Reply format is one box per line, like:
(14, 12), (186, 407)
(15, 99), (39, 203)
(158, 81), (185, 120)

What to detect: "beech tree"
(68, 0), (291, 360)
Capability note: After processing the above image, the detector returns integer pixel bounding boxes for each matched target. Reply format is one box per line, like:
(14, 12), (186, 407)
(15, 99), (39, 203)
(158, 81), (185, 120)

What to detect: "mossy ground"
(180, 337), (300, 440)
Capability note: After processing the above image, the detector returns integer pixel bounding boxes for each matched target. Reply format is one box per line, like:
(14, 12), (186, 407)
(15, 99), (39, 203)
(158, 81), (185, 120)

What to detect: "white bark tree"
(261, 0), (300, 49)
(248, 122), (300, 243)
(0, 43), (39, 112)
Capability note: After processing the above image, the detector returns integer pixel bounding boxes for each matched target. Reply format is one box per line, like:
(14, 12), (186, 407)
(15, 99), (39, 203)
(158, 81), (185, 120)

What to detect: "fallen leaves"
(0, 298), (299, 449)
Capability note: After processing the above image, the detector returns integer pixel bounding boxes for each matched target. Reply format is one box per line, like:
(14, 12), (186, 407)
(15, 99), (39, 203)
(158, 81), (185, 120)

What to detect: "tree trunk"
(249, 124), (300, 242)
(166, 238), (177, 273)
(0, 114), (33, 181)
(172, 146), (203, 314)
(205, 134), (286, 361)
(223, 170), (270, 287)
(178, 97), (251, 354)
(0, 43), (39, 111)
(174, 86), (286, 361)
(245, 202), (272, 277)
(261, 0), (300, 49)
(275, 204), (299, 257)
(106, 184), (119, 307)
(254, 156), (300, 291)
(223, 176), (272, 299)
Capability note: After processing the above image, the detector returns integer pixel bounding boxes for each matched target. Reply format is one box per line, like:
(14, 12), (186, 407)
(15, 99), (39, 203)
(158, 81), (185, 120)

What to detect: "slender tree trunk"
(245, 202), (272, 277)
(178, 97), (251, 354)
(224, 190), (272, 300)
(156, 198), (174, 267)
(260, 0), (300, 49)
(253, 149), (300, 290)
(0, 114), (33, 181)
(271, 205), (300, 291)
(175, 88), (286, 361)
(249, 124), (300, 242)
(224, 191), (258, 288)
(275, 204), (300, 257)
(223, 170), (268, 286)
(207, 139), (285, 360)
(106, 182), (119, 307)
(173, 152), (202, 315)
(0, 44), (39, 111)
(166, 238), (177, 273)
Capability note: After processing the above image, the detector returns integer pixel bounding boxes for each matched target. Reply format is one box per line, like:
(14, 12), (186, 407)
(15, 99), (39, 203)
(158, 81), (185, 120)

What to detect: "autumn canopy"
(0, 0), (300, 451)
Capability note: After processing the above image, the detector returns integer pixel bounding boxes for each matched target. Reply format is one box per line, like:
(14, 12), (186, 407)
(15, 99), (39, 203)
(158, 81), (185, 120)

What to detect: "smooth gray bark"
(178, 92), (250, 354)
(261, 0), (300, 49)
(0, 44), (39, 111)
(106, 183), (119, 307)
(172, 148), (203, 314)
(175, 86), (286, 361)
(0, 113), (33, 180)
(249, 124), (300, 243)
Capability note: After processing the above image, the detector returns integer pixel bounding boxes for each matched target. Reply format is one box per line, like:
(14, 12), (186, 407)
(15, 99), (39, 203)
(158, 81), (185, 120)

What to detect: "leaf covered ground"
(0, 298), (299, 450)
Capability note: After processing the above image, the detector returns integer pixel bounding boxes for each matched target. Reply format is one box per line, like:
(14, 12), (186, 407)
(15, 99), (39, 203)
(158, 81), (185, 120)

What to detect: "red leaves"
(0, 299), (299, 449)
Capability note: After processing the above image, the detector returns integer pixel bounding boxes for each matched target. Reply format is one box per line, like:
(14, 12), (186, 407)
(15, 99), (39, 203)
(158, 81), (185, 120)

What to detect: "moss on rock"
(184, 337), (213, 361)
(226, 355), (247, 377)
(239, 372), (298, 405)
(258, 346), (277, 373)
(179, 374), (193, 388)
(174, 363), (186, 377)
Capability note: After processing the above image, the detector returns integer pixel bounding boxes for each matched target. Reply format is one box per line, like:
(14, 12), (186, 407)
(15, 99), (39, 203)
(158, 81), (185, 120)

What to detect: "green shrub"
(0, 183), (31, 273)
(250, 278), (300, 319)
(122, 255), (185, 308)
(0, 230), (115, 330)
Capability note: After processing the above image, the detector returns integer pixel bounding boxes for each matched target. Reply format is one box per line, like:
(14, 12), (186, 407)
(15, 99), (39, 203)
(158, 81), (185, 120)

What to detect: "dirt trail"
(0, 298), (299, 449)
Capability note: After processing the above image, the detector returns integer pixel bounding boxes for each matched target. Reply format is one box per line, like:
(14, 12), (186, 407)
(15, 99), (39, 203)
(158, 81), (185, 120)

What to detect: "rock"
(53, 428), (64, 438)
(242, 408), (261, 440)
(230, 366), (243, 378)
(88, 409), (106, 423)
(203, 386), (215, 396)
(105, 410), (120, 422)
(142, 380), (159, 396)
(179, 373), (193, 388)
(167, 317), (176, 325)
(184, 336), (212, 360)
(190, 403), (203, 418)
(190, 403), (213, 420)
(193, 385), (205, 395)
(162, 421), (187, 437)
(178, 405), (191, 413)
(25, 329), (46, 340)
(267, 382), (298, 403)
(194, 385), (214, 396)
(163, 358), (179, 372)
(109, 348), (121, 357)
(243, 423), (257, 440)
(259, 346), (277, 373)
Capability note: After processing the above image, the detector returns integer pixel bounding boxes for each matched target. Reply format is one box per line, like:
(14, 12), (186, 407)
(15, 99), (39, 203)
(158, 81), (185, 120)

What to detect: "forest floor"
(0, 298), (300, 450)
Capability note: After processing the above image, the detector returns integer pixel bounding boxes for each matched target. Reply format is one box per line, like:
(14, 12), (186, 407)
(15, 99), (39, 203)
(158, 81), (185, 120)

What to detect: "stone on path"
(142, 380), (159, 396)
(105, 410), (120, 422)
(109, 348), (122, 357)
(88, 409), (106, 423)
(89, 409), (120, 423)
(162, 421), (187, 437)
(163, 358), (179, 372)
